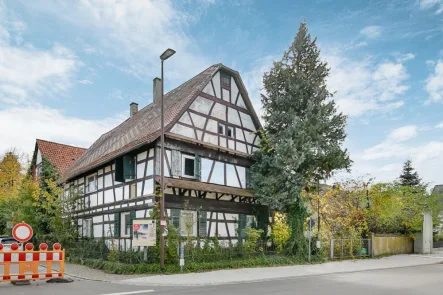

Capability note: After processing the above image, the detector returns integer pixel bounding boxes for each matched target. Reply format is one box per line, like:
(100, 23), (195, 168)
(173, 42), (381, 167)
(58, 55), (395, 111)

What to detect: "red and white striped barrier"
(0, 243), (65, 283)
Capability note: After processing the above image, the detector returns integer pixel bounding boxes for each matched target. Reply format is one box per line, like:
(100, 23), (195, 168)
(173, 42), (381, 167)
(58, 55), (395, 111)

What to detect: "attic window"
(221, 73), (230, 88)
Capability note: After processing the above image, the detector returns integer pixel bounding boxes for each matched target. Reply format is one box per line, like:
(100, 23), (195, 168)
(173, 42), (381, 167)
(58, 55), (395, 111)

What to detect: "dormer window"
(221, 73), (230, 88)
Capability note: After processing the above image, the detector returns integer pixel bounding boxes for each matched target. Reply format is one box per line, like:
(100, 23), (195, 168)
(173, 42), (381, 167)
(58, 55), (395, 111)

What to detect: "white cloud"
(0, 3), (78, 105)
(395, 53), (415, 63)
(25, 0), (213, 83)
(78, 79), (93, 85)
(0, 104), (124, 156)
(419, 0), (443, 13)
(326, 54), (409, 117)
(359, 26), (382, 39)
(425, 60), (443, 103)
(387, 125), (417, 142)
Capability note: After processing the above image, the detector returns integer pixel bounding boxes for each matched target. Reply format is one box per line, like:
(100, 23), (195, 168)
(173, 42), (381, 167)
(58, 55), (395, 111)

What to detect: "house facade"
(35, 64), (263, 250)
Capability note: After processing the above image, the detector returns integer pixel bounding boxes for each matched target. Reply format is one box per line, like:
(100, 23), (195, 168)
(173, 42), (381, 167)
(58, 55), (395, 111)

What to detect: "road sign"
(12, 222), (33, 243)
(308, 217), (316, 229)
(160, 220), (167, 226)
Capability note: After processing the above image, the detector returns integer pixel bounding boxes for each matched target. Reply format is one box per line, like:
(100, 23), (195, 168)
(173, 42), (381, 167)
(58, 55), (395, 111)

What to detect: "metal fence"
(323, 238), (372, 259)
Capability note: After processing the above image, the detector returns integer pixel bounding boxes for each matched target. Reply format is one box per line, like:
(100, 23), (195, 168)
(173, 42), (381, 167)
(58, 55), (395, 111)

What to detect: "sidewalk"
(117, 254), (443, 286)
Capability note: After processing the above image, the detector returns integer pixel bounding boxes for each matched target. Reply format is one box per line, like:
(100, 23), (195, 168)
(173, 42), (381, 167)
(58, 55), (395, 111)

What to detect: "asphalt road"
(1, 264), (443, 295)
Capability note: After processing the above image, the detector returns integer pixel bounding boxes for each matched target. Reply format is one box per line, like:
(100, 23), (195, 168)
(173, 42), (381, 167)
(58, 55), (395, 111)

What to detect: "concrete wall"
(371, 233), (414, 256)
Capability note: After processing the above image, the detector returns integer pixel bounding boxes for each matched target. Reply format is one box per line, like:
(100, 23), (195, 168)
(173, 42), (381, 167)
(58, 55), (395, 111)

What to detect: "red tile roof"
(36, 139), (86, 176)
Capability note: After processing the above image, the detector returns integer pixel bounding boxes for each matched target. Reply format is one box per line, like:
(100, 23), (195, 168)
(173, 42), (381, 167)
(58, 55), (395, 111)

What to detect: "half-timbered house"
(39, 64), (263, 250)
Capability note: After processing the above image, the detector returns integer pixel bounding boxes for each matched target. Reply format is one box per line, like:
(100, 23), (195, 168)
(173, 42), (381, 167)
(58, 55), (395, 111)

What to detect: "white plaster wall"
(137, 151), (147, 162)
(206, 119), (218, 133)
(202, 82), (214, 96)
(231, 77), (238, 103)
(244, 131), (255, 144)
(189, 96), (213, 115)
(235, 127), (244, 141)
(137, 162), (145, 179)
(222, 89), (230, 102)
(239, 112), (255, 130)
(90, 193), (98, 207)
(220, 138), (227, 148)
(236, 166), (246, 188)
(190, 113), (206, 129)
(196, 130), (203, 141)
(228, 139), (235, 150)
(147, 160), (153, 176)
(179, 112), (192, 125)
(98, 192), (104, 205)
(143, 179), (154, 195)
(170, 124), (196, 139)
(137, 181), (143, 197)
(115, 187), (123, 201)
(36, 149), (42, 165)
(237, 94), (247, 109)
(93, 215), (103, 223)
(236, 142), (247, 153)
(201, 158), (213, 182)
(94, 224), (103, 238)
(211, 161), (224, 185)
(226, 164), (240, 187)
(228, 108), (241, 125)
(104, 174), (112, 188)
(203, 133), (218, 145)
(213, 72), (221, 99)
(105, 166), (111, 173)
(104, 189), (113, 204)
(211, 103), (226, 121)
(98, 169), (103, 175)
(124, 185), (130, 199)
(149, 148), (154, 158)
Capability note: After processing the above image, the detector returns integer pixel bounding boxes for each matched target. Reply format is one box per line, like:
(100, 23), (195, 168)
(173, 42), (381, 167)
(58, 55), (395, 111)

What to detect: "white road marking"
(100, 291), (154, 295)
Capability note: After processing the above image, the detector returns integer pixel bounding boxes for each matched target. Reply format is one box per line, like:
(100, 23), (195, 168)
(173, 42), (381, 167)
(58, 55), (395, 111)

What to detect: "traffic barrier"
(0, 242), (64, 283)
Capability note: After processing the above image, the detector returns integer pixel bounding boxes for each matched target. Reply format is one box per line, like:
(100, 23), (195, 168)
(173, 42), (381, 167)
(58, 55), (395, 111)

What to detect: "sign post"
(180, 245), (184, 272)
(308, 217), (315, 263)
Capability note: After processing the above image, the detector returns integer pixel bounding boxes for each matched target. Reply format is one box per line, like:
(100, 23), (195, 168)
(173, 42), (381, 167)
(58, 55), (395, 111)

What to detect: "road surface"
(1, 264), (442, 295)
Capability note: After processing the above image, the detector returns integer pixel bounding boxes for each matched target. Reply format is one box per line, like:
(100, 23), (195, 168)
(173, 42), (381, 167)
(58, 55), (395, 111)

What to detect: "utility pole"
(159, 48), (175, 271)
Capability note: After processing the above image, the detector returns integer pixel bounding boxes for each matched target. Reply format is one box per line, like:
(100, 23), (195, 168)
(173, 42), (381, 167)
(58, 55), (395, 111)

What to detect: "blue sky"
(1, 0), (443, 186)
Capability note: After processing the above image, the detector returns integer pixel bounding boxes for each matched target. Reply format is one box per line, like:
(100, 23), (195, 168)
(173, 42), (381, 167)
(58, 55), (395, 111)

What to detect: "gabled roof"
(64, 63), (262, 181)
(36, 139), (86, 175)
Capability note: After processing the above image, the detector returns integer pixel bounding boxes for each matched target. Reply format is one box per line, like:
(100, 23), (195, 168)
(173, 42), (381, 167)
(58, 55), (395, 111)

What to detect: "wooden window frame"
(182, 154), (196, 179)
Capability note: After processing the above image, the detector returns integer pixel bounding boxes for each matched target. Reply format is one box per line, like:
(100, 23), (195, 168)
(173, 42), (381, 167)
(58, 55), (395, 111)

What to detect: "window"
(180, 211), (196, 236)
(227, 126), (234, 138)
(121, 212), (131, 237)
(182, 155), (195, 178)
(221, 73), (230, 88)
(218, 124), (225, 135)
(86, 175), (97, 193)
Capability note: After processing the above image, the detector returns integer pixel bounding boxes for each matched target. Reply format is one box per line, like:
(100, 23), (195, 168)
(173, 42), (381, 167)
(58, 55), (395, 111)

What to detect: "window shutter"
(123, 155), (136, 180)
(199, 211), (207, 237)
(129, 210), (136, 238)
(238, 214), (247, 239)
(245, 167), (251, 188)
(171, 150), (181, 178)
(114, 213), (120, 238)
(171, 209), (181, 229)
(194, 154), (201, 180)
(115, 157), (124, 182)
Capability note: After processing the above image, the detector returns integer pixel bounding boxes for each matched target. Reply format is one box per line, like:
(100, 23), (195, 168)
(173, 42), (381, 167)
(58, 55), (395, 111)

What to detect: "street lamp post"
(159, 48), (175, 270)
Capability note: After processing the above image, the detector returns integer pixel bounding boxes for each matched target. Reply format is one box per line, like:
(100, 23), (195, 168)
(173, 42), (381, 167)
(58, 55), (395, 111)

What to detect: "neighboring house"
(40, 63), (264, 250)
(31, 139), (86, 180)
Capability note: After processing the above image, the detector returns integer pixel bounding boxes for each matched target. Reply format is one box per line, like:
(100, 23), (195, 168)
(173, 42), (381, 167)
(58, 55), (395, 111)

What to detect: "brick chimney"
(130, 102), (138, 117)
(153, 77), (162, 104)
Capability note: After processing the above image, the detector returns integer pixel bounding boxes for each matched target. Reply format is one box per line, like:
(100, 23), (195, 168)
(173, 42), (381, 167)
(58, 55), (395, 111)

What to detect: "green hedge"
(68, 255), (326, 275)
